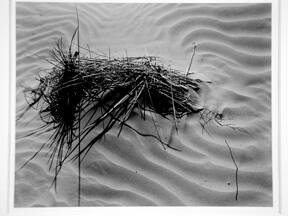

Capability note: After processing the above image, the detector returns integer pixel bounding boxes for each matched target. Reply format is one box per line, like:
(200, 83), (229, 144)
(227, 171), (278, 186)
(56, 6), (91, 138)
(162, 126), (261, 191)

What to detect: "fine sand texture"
(15, 3), (272, 206)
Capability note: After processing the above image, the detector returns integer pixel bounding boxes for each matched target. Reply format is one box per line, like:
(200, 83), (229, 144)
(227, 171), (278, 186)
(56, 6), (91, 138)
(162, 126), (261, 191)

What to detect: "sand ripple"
(15, 3), (272, 206)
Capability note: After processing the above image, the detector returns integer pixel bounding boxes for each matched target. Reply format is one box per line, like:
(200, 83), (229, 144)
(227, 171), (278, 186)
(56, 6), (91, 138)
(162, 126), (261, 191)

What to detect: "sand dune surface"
(15, 3), (272, 206)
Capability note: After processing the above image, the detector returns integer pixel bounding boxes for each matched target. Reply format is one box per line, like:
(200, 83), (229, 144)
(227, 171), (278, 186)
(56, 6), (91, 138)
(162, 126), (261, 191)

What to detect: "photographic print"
(15, 2), (272, 207)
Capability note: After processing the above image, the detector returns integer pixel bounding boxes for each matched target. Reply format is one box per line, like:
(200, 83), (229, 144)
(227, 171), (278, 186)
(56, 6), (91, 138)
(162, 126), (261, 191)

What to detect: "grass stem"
(225, 139), (239, 201)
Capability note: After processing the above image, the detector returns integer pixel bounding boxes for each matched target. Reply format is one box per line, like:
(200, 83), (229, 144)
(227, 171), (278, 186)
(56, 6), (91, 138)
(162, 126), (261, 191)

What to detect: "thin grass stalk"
(225, 139), (239, 201)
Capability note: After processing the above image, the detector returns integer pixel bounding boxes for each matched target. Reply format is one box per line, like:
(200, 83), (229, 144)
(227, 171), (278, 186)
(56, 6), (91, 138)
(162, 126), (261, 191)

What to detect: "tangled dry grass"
(20, 37), (206, 170)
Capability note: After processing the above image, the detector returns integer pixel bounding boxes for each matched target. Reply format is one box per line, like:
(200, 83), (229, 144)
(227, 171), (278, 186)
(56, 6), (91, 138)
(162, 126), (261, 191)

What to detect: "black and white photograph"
(14, 2), (273, 208)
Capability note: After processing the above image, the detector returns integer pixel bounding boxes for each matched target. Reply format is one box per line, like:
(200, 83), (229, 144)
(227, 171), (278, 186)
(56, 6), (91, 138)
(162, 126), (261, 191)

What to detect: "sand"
(15, 3), (272, 207)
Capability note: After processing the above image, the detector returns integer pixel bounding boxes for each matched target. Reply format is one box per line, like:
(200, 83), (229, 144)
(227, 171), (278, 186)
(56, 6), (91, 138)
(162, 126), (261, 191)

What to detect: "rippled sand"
(15, 3), (272, 207)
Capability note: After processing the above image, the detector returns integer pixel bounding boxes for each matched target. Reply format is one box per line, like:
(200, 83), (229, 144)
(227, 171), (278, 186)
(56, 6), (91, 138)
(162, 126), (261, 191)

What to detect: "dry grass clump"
(18, 37), (244, 204)
(19, 36), (206, 186)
